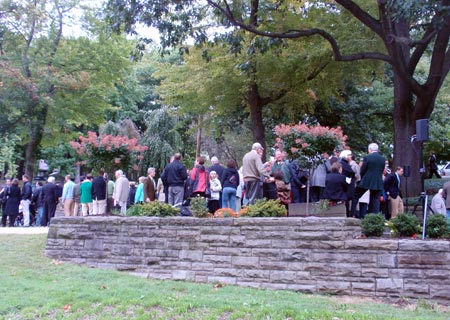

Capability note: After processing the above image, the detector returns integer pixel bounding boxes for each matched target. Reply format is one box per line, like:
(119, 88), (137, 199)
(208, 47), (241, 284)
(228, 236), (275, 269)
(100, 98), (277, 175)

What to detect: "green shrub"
(426, 214), (449, 238)
(244, 198), (287, 217)
(126, 202), (180, 217)
(361, 213), (385, 237)
(189, 196), (210, 218)
(391, 213), (421, 237)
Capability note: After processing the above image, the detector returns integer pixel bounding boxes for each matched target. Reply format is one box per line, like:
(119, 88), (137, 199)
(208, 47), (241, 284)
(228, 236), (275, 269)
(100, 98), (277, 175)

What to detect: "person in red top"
(189, 156), (209, 198)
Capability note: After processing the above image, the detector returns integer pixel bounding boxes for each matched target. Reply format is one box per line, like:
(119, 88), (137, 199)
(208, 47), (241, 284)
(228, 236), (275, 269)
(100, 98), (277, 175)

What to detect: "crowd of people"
(1, 141), (448, 226)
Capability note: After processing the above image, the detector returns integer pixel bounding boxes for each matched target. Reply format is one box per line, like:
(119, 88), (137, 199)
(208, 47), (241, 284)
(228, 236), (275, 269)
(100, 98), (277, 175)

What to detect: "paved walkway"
(0, 205), (63, 235)
(0, 226), (49, 234)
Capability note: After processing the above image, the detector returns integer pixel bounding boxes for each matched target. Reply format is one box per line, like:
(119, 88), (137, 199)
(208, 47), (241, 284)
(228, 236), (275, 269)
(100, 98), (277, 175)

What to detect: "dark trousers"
(291, 184), (307, 203)
(352, 187), (381, 218)
(2, 212), (16, 227)
(429, 168), (441, 179)
(310, 186), (323, 203)
(42, 201), (57, 227)
(208, 199), (220, 213)
(106, 197), (114, 214)
(164, 186), (169, 203)
(245, 180), (263, 205)
(1, 209), (7, 227)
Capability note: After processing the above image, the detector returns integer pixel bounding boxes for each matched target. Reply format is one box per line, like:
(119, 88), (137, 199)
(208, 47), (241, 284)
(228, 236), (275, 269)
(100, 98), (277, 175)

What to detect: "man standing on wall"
(80, 174), (93, 216)
(113, 170), (130, 215)
(242, 143), (270, 205)
(21, 174), (32, 227)
(92, 169), (107, 215)
(61, 175), (75, 217)
(351, 143), (386, 218)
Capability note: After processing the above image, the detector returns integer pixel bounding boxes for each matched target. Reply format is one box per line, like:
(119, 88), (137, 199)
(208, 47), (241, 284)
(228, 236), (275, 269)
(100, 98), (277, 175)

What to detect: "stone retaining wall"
(45, 216), (450, 305)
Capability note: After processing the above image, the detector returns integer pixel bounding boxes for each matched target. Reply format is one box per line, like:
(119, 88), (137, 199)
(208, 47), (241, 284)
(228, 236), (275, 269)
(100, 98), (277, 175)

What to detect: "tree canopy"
(106, 0), (450, 195)
(0, 0), (138, 178)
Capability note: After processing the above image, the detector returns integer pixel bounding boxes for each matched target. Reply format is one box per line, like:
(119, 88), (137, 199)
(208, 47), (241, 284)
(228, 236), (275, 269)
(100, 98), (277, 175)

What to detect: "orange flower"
(213, 208), (238, 218)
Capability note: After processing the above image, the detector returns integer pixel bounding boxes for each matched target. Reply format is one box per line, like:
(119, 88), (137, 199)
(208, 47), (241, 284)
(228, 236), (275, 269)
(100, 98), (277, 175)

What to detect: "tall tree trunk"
(24, 103), (46, 180)
(392, 75), (422, 198)
(25, 134), (39, 180)
(196, 115), (203, 159)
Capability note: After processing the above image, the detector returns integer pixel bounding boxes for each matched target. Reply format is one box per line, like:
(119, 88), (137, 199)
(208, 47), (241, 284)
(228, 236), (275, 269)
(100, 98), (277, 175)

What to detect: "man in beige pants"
(61, 175), (75, 216)
(383, 167), (404, 219)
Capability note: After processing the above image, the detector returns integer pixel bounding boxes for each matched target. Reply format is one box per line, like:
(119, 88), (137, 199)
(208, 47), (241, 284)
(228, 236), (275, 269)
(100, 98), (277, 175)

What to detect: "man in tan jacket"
(113, 170), (130, 215)
(242, 142), (270, 205)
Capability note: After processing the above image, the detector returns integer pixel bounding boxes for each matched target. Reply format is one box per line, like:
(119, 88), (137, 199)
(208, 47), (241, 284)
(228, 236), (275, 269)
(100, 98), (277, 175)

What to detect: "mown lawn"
(0, 234), (448, 319)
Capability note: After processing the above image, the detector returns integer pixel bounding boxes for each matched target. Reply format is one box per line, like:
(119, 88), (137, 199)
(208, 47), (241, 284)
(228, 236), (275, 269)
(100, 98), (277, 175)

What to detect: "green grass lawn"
(0, 234), (448, 320)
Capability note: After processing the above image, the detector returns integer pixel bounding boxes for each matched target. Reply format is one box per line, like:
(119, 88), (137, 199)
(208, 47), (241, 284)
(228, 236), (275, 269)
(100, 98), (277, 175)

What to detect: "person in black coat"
(41, 176), (59, 227)
(351, 143), (386, 217)
(92, 168), (107, 215)
(160, 153), (188, 206)
(32, 182), (44, 226)
(383, 166), (405, 219)
(322, 162), (348, 204)
(0, 178), (11, 224)
(339, 150), (356, 217)
(2, 178), (21, 227)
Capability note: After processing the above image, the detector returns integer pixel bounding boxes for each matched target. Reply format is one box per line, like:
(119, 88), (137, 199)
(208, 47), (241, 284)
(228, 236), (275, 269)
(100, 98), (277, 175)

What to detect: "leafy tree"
(0, 0), (137, 179)
(105, 0), (450, 195)
(39, 143), (78, 177)
(426, 102), (450, 162)
(315, 78), (394, 157)
(0, 134), (21, 178)
(139, 107), (183, 176)
(106, 0), (379, 162)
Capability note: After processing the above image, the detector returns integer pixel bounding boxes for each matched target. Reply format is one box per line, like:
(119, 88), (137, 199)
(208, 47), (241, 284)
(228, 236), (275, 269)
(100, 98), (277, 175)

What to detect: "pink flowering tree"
(70, 131), (148, 174)
(274, 123), (347, 209)
(274, 123), (347, 169)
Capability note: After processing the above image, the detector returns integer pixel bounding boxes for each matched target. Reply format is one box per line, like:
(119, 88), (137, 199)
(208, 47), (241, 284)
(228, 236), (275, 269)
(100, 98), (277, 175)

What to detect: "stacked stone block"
(45, 216), (450, 305)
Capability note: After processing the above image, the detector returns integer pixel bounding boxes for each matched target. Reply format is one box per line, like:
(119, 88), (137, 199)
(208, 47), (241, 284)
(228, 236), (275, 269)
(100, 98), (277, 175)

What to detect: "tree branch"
(335, 0), (384, 38)
(409, 18), (438, 71)
(207, 1), (391, 64)
(425, 16), (450, 91)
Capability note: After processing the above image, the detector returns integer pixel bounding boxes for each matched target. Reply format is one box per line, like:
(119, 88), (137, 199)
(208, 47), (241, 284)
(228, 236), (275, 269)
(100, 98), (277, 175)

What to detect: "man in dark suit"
(383, 166), (404, 219)
(92, 168), (107, 215)
(41, 176), (59, 226)
(351, 143), (386, 218)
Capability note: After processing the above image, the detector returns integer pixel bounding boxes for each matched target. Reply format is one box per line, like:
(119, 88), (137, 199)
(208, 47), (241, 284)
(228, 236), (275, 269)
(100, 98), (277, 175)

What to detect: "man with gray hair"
(144, 167), (156, 202)
(113, 170), (130, 215)
(42, 176), (58, 226)
(242, 142), (270, 205)
(351, 143), (386, 218)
